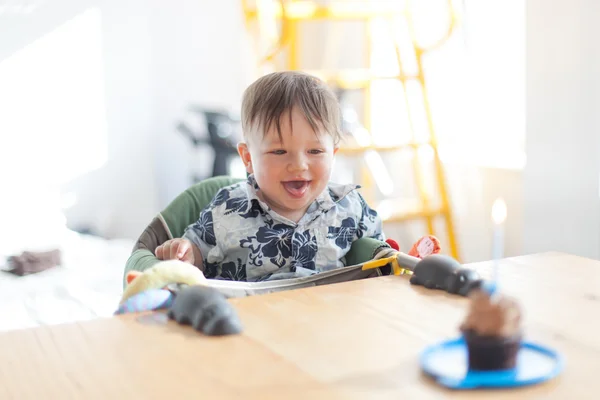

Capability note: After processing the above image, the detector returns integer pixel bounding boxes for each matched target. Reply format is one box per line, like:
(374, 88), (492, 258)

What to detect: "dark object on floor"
(409, 254), (482, 296)
(6, 249), (62, 276)
(168, 285), (243, 336)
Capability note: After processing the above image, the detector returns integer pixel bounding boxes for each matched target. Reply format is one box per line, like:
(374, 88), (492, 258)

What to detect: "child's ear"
(237, 142), (253, 174)
(333, 147), (339, 155)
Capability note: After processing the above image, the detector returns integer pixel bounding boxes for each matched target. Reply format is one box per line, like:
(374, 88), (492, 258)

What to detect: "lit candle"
(491, 198), (507, 291)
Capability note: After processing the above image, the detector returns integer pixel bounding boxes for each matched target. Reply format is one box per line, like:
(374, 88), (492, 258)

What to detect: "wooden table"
(1, 252), (599, 399)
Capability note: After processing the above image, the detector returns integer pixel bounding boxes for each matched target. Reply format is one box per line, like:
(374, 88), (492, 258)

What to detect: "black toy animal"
(409, 254), (482, 296)
(168, 285), (243, 336)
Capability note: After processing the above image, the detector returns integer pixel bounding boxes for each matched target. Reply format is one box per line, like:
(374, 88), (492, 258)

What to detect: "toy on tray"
(116, 235), (451, 334)
(118, 235), (435, 315)
(115, 260), (204, 314)
(120, 259), (207, 304)
(364, 235), (442, 274)
(169, 285), (243, 336)
(409, 254), (482, 296)
(116, 260), (243, 336)
(363, 236), (482, 297)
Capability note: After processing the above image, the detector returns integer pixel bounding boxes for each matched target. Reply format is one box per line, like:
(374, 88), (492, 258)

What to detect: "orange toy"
(408, 235), (442, 259)
(385, 235), (442, 259)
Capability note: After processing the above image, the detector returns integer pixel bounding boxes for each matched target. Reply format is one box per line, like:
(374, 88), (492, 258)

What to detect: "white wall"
(64, 0), (158, 240)
(523, 0), (600, 259)
(148, 0), (251, 209)
(0, 0), (249, 241)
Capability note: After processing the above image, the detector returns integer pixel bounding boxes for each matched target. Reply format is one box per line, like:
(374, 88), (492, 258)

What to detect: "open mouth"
(282, 180), (311, 198)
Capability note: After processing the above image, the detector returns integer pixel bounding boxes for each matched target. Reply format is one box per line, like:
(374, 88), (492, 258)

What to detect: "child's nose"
(288, 153), (308, 172)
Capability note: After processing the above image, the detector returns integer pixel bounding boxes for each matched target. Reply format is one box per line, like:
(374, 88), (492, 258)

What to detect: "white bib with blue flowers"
(183, 175), (385, 282)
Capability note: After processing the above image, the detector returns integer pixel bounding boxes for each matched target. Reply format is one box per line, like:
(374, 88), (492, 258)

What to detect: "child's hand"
(155, 239), (195, 264)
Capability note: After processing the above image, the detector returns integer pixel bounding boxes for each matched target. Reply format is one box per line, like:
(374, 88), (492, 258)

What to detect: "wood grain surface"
(0, 252), (598, 399)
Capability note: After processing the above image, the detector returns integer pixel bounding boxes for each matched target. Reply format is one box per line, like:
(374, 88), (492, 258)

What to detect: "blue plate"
(420, 336), (563, 389)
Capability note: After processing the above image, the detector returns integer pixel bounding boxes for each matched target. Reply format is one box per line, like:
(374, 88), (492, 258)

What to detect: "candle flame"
(492, 198), (507, 224)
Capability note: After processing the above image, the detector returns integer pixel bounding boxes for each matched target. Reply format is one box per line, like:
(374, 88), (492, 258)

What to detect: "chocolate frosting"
(460, 289), (522, 337)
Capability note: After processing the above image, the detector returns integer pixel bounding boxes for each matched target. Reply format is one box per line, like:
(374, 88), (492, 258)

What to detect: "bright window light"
(368, 0), (525, 169)
(0, 7), (108, 188)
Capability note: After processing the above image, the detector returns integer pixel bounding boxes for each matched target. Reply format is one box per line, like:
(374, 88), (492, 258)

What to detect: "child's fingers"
(156, 240), (193, 261)
(175, 241), (189, 260)
(158, 241), (174, 259)
(181, 244), (195, 263)
(181, 253), (194, 263)
(168, 241), (180, 260)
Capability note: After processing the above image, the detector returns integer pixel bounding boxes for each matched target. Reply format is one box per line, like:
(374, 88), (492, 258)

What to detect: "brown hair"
(241, 71), (342, 145)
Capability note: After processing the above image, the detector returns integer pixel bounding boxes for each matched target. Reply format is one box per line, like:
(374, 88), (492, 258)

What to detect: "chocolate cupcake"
(460, 288), (523, 371)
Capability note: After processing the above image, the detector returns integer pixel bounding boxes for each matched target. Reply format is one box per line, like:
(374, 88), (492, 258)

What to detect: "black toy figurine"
(168, 285), (243, 336)
(408, 254), (482, 296)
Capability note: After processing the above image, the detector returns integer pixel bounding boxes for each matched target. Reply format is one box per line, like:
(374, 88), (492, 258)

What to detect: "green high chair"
(123, 176), (393, 294)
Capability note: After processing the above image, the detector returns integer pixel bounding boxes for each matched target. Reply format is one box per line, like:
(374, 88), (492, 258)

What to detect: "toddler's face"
(238, 107), (337, 222)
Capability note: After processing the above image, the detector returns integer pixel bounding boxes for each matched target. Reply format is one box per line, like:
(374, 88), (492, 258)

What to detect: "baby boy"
(155, 71), (427, 282)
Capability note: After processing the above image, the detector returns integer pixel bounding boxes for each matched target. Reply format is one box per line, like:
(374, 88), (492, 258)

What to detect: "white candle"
(491, 198), (507, 290)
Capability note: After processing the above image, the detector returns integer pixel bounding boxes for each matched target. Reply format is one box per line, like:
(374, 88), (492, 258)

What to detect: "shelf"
(382, 208), (446, 223)
(337, 141), (431, 155)
(373, 197), (446, 223)
(304, 68), (420, 89)
(244, 1), (408, 21)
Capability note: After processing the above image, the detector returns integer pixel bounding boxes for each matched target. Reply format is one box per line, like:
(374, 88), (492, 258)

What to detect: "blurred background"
(0, 0), (598, 330)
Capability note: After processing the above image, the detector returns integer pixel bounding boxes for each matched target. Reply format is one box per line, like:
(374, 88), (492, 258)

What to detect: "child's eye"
(270, 149), (286, 155)
(309, 149), (324, 154)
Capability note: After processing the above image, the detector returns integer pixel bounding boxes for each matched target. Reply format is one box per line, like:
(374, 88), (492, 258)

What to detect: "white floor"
(0, 230), (134, 332)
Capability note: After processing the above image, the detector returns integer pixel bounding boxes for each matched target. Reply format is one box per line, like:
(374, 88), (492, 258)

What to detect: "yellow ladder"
(240, 0), (461, 261)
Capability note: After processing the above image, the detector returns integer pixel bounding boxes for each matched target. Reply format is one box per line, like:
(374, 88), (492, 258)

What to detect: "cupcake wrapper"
(464, 330), (521, 371)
